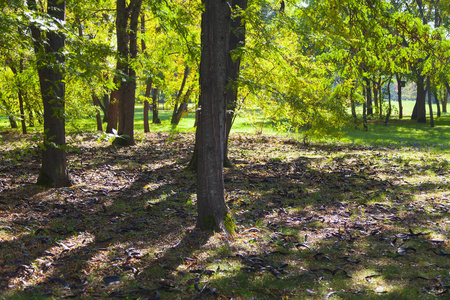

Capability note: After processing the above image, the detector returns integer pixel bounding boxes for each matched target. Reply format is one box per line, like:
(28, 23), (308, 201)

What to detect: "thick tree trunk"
(224, 0), (247, 168)
(28, 0), (72, 187)
(115, 0), (142, 146)
(412, 73), (426, 123)
(396, 74), (403, 119)
(196, 0), (234, 234)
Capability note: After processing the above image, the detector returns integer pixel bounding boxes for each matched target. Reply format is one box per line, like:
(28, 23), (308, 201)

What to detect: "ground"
(0, 131), (449, 299)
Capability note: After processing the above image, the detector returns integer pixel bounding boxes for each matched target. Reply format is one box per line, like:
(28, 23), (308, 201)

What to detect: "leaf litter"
(0, 132), (449, 299)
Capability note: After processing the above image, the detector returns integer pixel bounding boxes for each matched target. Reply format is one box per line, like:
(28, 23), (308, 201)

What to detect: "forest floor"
(0, 131), (449, 299)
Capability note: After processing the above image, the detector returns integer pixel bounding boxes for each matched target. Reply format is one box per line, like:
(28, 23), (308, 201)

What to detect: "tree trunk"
(106, 89), (118, 133)
(171, 66), (190, 125)
(115, 0), (142, 146)
(432, 87), (441, 118)
(172, 87), (193, 126)
(143, 80), (151, 132)
(365, 79), (373, 116)
(427, 76), (434, 127)
(443, 81), (449, 113)
(92, 95), (103, 131)
(152, 88), (161, 124)
(224, 0), (247, 168)
(377, 78), (382, 118)
(396, 73), (403, 119)
(384, 76), (392, 126)
(362, 86), (368, 131)
(28, 0), (72, 187)
(196, 0), (234, 234)
(350, 88), (357, 128)
(101, 93), (110, 123)
(372, 78), (378, 116)
(412, 73), (426, 123)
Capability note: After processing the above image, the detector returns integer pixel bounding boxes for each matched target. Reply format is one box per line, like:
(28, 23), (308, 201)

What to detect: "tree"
(27, 0), (72, 187)
(224, 0), (247, 167)
(195, 0), (234, 233)
(114, 0), (142, 145)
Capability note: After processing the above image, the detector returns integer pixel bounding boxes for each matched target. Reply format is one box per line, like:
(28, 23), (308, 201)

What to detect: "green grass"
(1, 100), (449, 151)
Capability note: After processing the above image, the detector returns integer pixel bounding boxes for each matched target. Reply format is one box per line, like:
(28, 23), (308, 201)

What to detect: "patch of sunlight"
(351, 269), (395, 294)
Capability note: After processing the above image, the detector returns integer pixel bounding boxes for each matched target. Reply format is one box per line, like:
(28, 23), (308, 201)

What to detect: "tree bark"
(28, 0), (72, 187)
(115, 0), (142, 146)
(144, 80), (151, 132)
(196, 0), (233, 234)
(224, 0), (247, 168)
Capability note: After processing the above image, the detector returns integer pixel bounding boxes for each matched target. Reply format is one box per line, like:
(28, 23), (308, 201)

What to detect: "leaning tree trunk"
(28, 0), (72, 187)
(196, 0), (234, 234)
(171, 66), (190, 125)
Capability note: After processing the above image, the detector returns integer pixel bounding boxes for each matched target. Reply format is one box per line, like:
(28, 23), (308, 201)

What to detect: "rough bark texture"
(115, 0), (142, 146)
(196, 0), (233, 233)
(224, 0), (247, 167)
(28, 0), (72, 187)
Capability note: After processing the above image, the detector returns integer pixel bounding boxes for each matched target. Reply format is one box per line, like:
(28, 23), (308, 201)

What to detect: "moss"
(204, 215), (216, 231)
(223, 212), (236, 235)
(36, 171), (53, 187)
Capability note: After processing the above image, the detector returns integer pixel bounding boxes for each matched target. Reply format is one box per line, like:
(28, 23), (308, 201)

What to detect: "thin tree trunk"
(152, 88), (161, 124)
(171, 66), (190, 125)
(365, 78), (373, 116)
(396, 73), (403, 119)
(144, 80), (151, 132)
(92, 95), (103, 131)
(384, 76), (392, 126)
(362, 86), (368, 131)
(427, 76), (434, 127)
